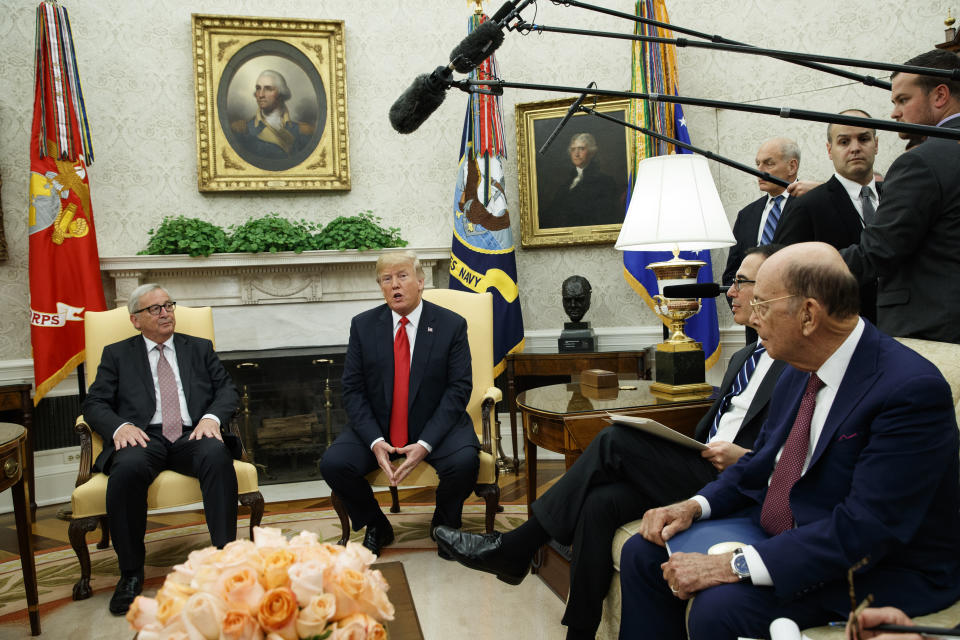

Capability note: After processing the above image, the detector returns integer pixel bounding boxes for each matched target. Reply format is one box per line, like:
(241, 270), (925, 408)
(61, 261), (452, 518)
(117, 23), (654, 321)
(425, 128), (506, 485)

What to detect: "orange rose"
(126, 594), (159, 631)
(220, 609), (264, 640)
(221, 565), (266, 615)
(256, 587), (299, 640)
(262, 549), (296, 590)
(295, 593), (337, 638)
(324, 568), (365, 621)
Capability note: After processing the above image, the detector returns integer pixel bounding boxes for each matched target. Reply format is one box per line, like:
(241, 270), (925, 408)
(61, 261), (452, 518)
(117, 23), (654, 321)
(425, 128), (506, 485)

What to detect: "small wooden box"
(581, 369), (618, 388)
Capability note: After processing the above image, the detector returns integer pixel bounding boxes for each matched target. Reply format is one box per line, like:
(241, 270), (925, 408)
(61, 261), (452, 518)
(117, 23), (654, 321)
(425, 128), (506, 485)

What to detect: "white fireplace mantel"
(99, 247), (452, 353)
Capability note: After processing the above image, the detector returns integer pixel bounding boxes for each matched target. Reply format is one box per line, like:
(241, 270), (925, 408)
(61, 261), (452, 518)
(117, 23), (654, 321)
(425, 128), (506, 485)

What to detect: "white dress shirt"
(833, 172), (878, 223)
(694, 319), (865, 586)
(709, 345), (775, 445)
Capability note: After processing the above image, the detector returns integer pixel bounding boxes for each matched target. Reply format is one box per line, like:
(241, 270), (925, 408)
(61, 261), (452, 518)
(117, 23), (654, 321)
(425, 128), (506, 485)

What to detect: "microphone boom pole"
(578, 105), (790, 188)
(452, 78), (960, 141)
(546, 0), (891, 89)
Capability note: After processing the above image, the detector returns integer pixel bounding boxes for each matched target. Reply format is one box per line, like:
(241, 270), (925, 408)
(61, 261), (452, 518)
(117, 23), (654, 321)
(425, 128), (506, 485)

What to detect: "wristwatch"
(730, 548), (752, 583)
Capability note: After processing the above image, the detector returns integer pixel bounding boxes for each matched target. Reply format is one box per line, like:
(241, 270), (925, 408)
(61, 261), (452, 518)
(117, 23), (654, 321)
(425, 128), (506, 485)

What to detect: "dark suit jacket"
(340, 300), (479, 459)
(692, 341), (788, 448)
(842, 117), (960, 343)
(722, 194), (793, 287)
(699, 322), (960, 607)
(773, 176), (878, 324)
(83, 333), (240, 471)
(542, 164), (622, 229)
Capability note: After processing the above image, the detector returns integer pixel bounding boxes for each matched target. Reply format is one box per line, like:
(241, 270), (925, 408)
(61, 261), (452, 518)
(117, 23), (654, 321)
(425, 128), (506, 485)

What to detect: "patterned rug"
(0, 503), (527, 620)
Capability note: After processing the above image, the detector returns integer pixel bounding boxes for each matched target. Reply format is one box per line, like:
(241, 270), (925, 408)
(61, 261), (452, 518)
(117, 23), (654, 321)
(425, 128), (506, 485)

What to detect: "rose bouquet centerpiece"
(127, 526), (394, 640)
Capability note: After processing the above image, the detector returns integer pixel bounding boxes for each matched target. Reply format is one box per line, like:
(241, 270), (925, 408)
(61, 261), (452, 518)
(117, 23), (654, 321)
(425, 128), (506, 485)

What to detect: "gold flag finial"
(947, 9), (956, 27)
(472, 0), (484, 15)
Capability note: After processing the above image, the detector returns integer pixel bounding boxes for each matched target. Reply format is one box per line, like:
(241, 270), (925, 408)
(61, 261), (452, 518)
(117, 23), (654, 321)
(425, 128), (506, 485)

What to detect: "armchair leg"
(475, 483), (501, 534)
(239, 491), (265, 540)
(69, 516), (101, 600)
(330, 492), (351, 546)
(389, 486), (400, 514)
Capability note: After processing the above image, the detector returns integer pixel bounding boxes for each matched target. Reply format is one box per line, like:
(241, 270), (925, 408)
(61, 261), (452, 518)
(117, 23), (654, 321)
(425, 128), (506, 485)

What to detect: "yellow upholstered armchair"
(331, 289), (503, 543)
(69, 305), (263, 601)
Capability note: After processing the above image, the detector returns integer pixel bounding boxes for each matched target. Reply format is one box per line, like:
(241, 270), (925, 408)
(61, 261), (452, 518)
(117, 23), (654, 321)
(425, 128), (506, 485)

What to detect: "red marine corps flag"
(28, 2), (105, 404)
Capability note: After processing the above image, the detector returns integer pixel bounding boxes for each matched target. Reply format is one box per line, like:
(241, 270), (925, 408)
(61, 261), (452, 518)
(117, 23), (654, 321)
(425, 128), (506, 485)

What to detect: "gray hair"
(376, 250), (424, 281)
(256, 70), (292, 101)
(778, 138), (801, 164)
(128, 283), (167, 314)
(569, 133), (598, 155)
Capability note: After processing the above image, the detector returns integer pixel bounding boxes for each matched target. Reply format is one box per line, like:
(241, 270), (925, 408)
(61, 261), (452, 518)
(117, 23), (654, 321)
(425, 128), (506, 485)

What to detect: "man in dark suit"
(842, 50), (960, 344)
(722, 137), (800, 343)
(774, 109), (880, 324)
(542, 132), (622, 229)
(435, 246), (787, 640)
(83, 284), (240, 615)
(619, 243), (960, 640)
(320, 250), (479, 556)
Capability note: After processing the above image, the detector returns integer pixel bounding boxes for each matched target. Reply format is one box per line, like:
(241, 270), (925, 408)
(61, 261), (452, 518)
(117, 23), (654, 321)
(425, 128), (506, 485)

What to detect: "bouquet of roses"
(126, 526), (394, 640)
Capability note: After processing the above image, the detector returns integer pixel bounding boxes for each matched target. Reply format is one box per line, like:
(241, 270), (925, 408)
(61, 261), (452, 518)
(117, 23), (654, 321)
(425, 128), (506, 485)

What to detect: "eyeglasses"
(749, 294), (796, 318)
(730, 277), (756, 292)
(846, 557), (874, 640)
(133, 301), (176, 316)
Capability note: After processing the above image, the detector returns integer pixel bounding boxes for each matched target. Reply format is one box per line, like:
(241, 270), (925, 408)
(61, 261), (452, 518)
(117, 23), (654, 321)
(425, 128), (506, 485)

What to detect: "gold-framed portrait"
(192, 14), (350, 192)
(515, 96), (633, 248)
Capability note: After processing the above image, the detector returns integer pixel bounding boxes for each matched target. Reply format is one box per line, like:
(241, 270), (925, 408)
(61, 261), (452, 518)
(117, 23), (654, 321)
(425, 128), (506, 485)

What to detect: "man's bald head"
(753, 243), (860, 370)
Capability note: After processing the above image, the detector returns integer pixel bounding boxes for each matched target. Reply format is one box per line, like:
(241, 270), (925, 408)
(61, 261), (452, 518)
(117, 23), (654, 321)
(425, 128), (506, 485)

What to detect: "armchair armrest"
(484, 387), (502, 404)
(480, 386), (502, 454)
(73, 416), (95, 488)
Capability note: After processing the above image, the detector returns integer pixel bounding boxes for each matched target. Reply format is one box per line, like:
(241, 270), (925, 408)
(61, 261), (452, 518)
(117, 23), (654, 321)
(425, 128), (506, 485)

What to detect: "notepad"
(665, 516), (768, 556)
(607, 414), (708, 451)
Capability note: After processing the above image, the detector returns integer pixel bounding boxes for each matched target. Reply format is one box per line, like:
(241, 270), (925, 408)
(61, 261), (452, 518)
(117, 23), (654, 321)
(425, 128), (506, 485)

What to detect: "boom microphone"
(539, 83), (595, 154)
(662, 283), (723, 298)
(449, 20), (506, 73)
(389, 66), (453, 134)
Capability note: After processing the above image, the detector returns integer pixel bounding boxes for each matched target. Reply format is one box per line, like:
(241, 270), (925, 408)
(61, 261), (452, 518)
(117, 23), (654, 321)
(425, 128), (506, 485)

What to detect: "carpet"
(0, 503), (528, 621)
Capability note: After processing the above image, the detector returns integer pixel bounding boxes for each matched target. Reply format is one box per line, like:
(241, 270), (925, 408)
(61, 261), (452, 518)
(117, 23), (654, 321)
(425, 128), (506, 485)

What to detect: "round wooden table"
(0, 422), (39, 635)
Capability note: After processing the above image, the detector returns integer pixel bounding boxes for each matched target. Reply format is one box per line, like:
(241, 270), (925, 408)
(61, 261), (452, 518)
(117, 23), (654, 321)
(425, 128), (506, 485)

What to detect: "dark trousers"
(619, 530), (960, 640)
(320, 439), (479, 531)
(531, 425), (718, 635)
(104, 426), (238, 573)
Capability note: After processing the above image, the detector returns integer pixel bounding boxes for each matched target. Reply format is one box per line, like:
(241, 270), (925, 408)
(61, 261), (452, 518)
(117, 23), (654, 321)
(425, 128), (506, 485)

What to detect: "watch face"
(733, 553), (750, 576)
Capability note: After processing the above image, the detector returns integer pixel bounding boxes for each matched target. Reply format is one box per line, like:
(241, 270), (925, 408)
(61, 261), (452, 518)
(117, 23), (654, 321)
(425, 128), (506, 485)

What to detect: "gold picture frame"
(515, 96), (633, 248)
(192, 14), (350, 192)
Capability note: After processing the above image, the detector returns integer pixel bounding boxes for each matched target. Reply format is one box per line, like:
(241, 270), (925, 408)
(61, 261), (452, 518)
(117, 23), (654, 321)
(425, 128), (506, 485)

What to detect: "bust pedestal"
(558, 321), (596, 352)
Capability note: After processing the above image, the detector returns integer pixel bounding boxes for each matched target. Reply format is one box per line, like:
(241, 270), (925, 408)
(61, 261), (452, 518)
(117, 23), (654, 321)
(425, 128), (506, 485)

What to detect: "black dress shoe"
(109, 573), (143, 615)
(433, 526), (529, 585)
(362, 523), (395, 556)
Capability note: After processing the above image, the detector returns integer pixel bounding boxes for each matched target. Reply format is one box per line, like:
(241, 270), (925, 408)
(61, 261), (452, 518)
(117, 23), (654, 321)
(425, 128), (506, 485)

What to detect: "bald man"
(722, 138), (800, 342)
(619, 243), (960, 640)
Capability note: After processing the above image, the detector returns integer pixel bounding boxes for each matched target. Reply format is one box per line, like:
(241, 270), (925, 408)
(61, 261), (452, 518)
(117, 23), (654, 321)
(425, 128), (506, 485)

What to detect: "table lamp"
(615, 154), (735, 397)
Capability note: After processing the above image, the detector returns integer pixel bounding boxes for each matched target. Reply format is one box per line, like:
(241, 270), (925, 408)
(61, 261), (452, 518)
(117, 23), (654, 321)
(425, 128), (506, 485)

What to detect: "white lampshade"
(615, 154), (735, 252)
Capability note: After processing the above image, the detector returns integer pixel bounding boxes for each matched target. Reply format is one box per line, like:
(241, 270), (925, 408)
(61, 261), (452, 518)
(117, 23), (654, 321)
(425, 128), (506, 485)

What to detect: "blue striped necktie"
(709, 345), (766, 440)
(760, 195), (784, 245)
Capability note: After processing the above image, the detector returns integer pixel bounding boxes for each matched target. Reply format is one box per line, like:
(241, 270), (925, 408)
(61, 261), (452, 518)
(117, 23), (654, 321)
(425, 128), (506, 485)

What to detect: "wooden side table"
(504, 350), (649, 471)
(0, 384), (35, 517)
(0, 422), (40, 635)
(516, 380), (716, 600)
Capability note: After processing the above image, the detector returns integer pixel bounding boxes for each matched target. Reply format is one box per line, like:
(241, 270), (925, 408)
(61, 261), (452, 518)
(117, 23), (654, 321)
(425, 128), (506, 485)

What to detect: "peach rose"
(157, 591), (189, 626)
(357, 572), (394, 622)
(262, 549), (296, 589)
(214, 540), (263, 574)
(257, 587), (299, 640)
(287, 530), (320, 548)
(220, 566), (266, 615)
(182, 591), (227, 639)
(220, 609), (264, 640)
(295, 593), (337, 638)
(331, 613), (384, 640)
(324, 568), (366, 620)
(288, 560), (326, 608)
(126, 594), (159, 630)
(192, 564), (226, 595)
(332, 543), (376, 573)
(253, 527), (288, 551)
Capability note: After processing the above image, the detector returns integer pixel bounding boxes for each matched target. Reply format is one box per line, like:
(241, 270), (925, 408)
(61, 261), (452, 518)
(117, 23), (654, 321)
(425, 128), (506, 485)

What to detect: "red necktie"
(760, 373), (825, 535)
(156, 344), (183, 443)
(389, 317), (410, 447)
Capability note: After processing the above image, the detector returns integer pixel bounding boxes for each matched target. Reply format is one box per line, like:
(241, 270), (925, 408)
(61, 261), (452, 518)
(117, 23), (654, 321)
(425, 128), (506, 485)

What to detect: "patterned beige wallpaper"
(0, 0), (951, 364)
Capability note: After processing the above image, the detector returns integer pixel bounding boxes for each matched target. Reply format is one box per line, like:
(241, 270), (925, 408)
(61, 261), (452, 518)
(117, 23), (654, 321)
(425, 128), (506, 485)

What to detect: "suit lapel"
(808, 326), (880, 467)
(407, 301), (435, 408)
(742, 360), (787, 427)
(173, 333), (192, 413)
(827, 176), (864, 235)
(377, 307), (395, 410)
(695, 342), (755, 442)
(133, 335), (156, 414)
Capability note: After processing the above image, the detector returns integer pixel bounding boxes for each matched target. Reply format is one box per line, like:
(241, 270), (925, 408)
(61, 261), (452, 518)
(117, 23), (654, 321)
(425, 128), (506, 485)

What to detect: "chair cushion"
(362, 450), (497, 487)
(71, 460), (260, 519)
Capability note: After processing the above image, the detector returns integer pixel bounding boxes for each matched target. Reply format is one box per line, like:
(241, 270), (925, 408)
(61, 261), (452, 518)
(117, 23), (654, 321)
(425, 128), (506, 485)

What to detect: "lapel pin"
(427, 326), (433, 333)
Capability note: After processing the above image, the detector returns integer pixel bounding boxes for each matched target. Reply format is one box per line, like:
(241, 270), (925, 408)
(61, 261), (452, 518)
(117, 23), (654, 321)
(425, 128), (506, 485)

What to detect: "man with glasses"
(619, 242), (960, 640)
(83, 284), (240, 615)
(436, 246), (786, 640)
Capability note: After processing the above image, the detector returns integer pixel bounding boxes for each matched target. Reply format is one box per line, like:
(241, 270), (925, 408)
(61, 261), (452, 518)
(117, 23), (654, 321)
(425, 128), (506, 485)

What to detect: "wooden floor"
(0, 459), (566, 560)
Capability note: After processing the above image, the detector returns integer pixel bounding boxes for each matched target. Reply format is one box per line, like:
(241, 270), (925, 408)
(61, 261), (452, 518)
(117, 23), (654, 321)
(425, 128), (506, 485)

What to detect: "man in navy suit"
(320, 250), (479, 556)
(618, 243), (960, 640)
(722, 137), (800, 342)
(774, 109), (880, 324)
(83, 284), (240, 615)
(435, 246), (788, 639)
